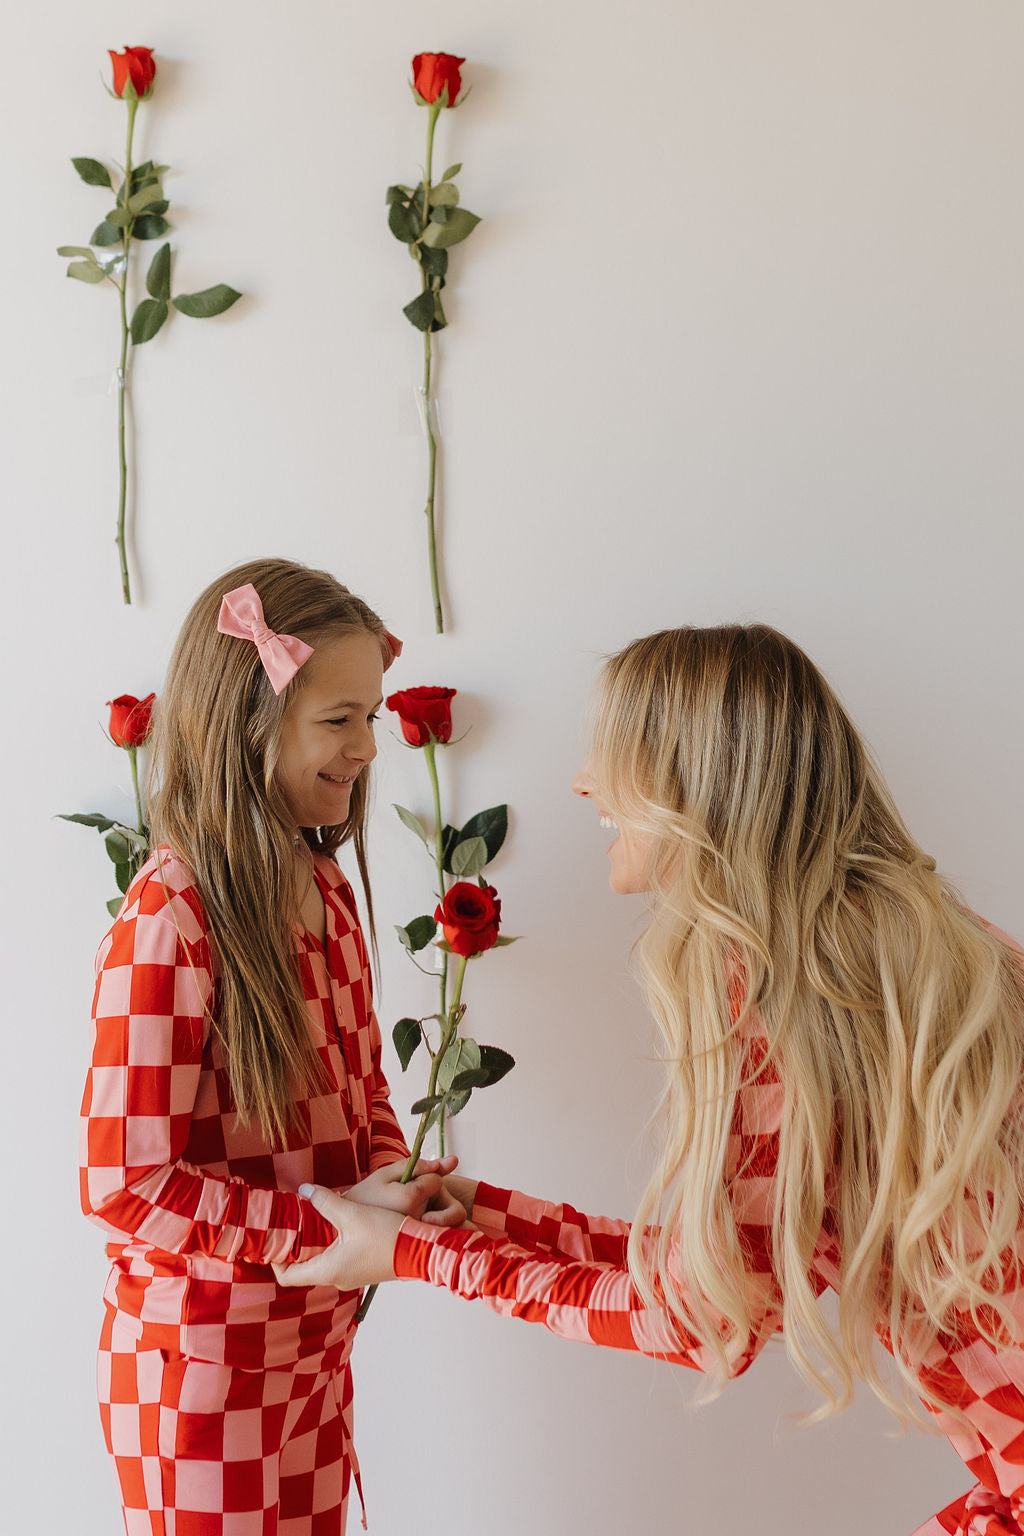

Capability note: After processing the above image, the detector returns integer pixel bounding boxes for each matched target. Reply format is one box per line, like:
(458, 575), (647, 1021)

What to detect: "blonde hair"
(592, 625), (1024, 1419)
(148, 557), (392, 1146)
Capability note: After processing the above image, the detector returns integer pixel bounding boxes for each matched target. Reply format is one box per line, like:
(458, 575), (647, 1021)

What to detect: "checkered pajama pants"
(98, 1308), (360, 1536)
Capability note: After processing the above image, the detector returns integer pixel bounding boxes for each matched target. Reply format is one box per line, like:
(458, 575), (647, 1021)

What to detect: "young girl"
(80, 558), (461, 1536)
(277, 624), (1024, 1536)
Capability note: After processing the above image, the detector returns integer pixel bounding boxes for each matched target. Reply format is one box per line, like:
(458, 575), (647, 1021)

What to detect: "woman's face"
(275, 629), (383, 830)
(572, 762), (654, 895)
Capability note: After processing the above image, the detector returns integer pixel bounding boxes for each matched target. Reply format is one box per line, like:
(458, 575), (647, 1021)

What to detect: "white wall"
(4, 2), (1023, 1532)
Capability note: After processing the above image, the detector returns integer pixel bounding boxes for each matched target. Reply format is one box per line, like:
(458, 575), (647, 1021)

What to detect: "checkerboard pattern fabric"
(99, 1305), (357, 1535)
(395, 1016), (1024, 1535)
(82, 849), (408, 1531)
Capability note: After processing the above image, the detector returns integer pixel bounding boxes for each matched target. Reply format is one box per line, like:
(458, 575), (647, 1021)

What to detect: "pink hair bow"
(382, 630), (403, 670)
(216, 583), (314, 695)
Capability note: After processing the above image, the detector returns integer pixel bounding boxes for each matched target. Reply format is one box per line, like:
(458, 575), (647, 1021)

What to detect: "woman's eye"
(368, 712), (380, 724)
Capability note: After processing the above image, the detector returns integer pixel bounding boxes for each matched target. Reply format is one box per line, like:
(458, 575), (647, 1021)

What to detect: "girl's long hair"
(148, 557), (392, 1146)
(592, 625), (1024, 1419)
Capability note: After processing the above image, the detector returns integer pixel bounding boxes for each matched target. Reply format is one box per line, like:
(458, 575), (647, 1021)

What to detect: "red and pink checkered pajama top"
(81, 848), (409, 1373)
(395, 976), (1024, 1536)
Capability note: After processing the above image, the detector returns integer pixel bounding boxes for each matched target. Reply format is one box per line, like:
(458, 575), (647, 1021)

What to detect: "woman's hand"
(421, 1172), (479, 1225)
(274, 1185), (404, 1291)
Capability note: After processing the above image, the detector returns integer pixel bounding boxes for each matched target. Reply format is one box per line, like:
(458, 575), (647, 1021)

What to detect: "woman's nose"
(571, 764), (594, 799)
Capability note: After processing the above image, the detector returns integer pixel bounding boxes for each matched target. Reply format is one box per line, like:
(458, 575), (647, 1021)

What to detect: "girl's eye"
(368, 712), (380, 724)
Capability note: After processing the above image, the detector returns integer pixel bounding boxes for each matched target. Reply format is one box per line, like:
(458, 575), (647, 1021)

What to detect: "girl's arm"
(81, 891), (337, 1265)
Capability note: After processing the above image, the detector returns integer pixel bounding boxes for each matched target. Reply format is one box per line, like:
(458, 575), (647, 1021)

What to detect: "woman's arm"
(275, 1185), (784, 1376)
(465, 1181), (631, 1266)
(81, 889), (337, 1265)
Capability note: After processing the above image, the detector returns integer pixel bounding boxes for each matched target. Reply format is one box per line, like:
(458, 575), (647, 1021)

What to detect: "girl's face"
(572, 762), (654, 895)
(276, 629), (383, 830)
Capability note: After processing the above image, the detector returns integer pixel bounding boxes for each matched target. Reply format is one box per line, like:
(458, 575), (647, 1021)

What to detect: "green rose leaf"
(146, 243), (172, 301)
(388, 199), (420, 243)
(431, 295), (448, 332)
(458, 805), (508, 865)
(67, 260), (106, 285)
(91, 221), (123, 247)
(133, 214), (171, 241)
(401, 914), (439, 953)
(451, 835), (488, 878)
(438, 1038), (480, 1093)
(104, 207), (130, 229)
(410, 1093), (445, 1116)
(57, 245), (97, 259)
(446, 1089), (471, 1117)
(105, 830), (132, 865)
(428, 182), (459, 208)
(402, 289), (436, 332)
(440, 824), (460, 871)
(393, 803), (430, 845)
(441, 163), (462, 181)
(427, 204), (452, 225)
(128, 182), (166, 215)
(418, 244), (449, 280)
(491, 934), (519, 947)
(386, 184), (414, 205)
(392, 1018), (421, 1071)
(451, 1067), (491, 1092)
(57, 811), (117, 831)
(478, 1045), (516, 1085)
(114, 861), (133, 893)
(72, 156), (112, 188)
(420, 208), (481, 250)
(172, 284), (242, 318)
(107, 896), (124, 918)
(130, 298), (169, 345)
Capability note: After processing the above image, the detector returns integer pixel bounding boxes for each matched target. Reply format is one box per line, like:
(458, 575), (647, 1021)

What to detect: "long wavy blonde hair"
(591, 625), (1024, 1419)
(148, 557), (392, 1146)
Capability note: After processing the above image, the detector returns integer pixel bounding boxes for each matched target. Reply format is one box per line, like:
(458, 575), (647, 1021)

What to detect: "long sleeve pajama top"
(394, 1026), (1024, 1536)
(80, 848), (409, 1373)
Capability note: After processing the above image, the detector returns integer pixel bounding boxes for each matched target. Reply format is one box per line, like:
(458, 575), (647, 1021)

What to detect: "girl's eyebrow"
(323, 697), (384, 712)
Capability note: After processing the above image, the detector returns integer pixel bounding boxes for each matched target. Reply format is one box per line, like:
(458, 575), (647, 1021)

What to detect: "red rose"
(107, 693), (155, 748)
(386, 686), (456, 747)
(109, 47), (156, 100)
(411, 53), (465, 108)
(435, 882), (501, 958)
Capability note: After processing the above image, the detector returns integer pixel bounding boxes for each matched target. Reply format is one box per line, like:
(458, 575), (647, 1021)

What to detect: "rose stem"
(421, 101), (443, 634)
(116, 89), (139, 605)
(423, 731), (450, 1154)
(354, 953), (468, 1324)
(127, 745), (144, 835)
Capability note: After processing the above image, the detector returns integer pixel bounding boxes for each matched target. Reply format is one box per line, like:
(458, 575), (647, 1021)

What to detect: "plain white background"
(3, 2), (1023, 1532)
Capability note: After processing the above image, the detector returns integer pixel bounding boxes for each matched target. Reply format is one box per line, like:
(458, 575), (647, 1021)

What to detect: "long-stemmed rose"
(58, 48), (241, 604)
(59, 693), (155, 914)
(355, 686), (517, 1324)
(387, 52), (481, 633)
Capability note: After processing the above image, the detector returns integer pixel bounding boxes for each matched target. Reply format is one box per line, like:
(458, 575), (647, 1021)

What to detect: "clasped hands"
(273, 1158), (477, 1292)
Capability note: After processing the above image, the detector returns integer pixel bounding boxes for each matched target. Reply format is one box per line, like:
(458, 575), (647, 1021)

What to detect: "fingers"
(418, 1192), (467, 1227)
(298, 1182), (346, 1231)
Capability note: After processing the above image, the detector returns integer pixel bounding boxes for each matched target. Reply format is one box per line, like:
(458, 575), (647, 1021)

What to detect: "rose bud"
(107, 693), (156, 748)
(411, 52), (465, 108)
(386, 686), (456, 748)
(109, 47), (157, 100)
(435, 881), (501, 958)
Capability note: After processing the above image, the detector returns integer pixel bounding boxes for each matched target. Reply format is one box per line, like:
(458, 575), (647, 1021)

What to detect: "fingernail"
(299, 1183), (315, 1199)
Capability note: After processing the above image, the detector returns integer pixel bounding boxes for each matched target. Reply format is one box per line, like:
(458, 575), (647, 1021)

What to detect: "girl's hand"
(273, 1185), (404, 1290)
(344, 1156), (460, 1222)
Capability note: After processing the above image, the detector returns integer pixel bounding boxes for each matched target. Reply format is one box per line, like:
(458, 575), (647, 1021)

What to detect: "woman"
(277, 624), (1024, 1536)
